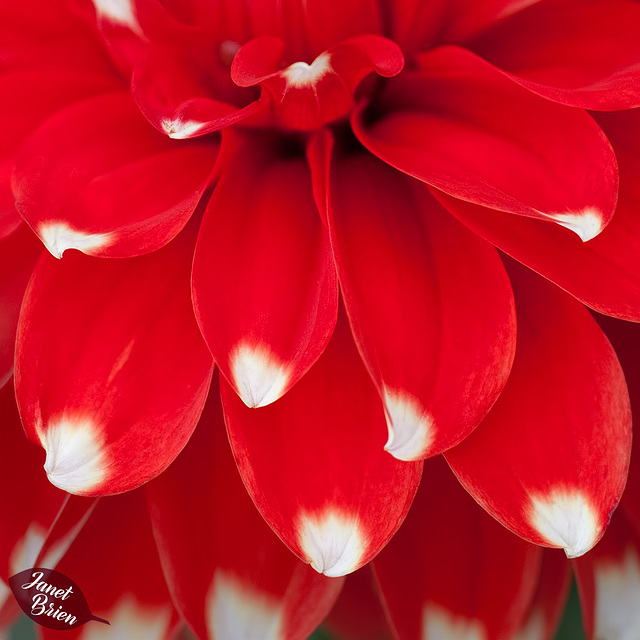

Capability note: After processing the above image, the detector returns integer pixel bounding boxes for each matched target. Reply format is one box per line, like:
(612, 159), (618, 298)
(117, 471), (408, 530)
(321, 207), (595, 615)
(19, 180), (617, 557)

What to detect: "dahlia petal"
(146, 376), (342, 640)
(511, 550), (571, 640)
(573, 509), (640, 640)
(221, 313), (423, 577)
(469, 0), (640, 110)
(446, 262), (631, 557)
(323, 150), (516, 460)
(373, 456), (541, 640)
(193, 130), (338, 407)
(0, 225), (42, 388)
(13, 91), (216, 258)
(0, 382), (66, 627)
(15, 228), (213, 496)
(38, 490), (179, 640)
(353, 46), (618, 234)
(322, 566), (393, 640)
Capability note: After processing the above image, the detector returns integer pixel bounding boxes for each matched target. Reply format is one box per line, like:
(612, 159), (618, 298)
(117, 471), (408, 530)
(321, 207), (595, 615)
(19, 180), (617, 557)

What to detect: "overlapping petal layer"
(15, 228), (213, 495)
(354, 46), (618, 239)
(221, 313), (423, 577)
(447, 262), (631, 557)
(147, 376), (342, 639)
(323, 147), (515, 460)
(193, 130), (337, 408)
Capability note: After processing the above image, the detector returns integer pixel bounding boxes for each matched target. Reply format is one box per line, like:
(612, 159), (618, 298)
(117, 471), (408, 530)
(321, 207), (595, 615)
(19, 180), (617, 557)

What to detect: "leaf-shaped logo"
(9, 567), (109, 630)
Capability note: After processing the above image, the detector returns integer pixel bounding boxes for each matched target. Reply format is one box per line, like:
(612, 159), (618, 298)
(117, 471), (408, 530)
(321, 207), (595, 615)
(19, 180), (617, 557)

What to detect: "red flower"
(2, 0), (640, 636)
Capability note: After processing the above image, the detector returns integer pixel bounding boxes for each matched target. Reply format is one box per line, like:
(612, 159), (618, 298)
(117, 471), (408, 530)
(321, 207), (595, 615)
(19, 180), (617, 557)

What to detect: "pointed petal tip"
(230, 342), (290, 408)
(383, 389), (434, 461)
(92, 0), (142, 33)
(160, 117), (206, 139)
(40, 416), (108, 494)
(298, 509), (366, 577)
(548, 208), (605, 243)
(38, 222), (113, 259)
(530, 490), (600, 558)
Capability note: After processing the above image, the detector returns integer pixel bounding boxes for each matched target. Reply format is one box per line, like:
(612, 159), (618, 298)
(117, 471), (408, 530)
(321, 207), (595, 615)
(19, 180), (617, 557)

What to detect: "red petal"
(354, 46), (618, 240)
(0, 382), (66, 628)
(322, 566), (393, 640)
(0, 225), (42, 388)
(512, 550), (571, 640)
(38, 490), (179, 640)
(146, 375), (342, 640)
(373, 456), (541, 639)
(446, 262), (631, 557)
(193, 130), (338, 408)
(468, 0), (640, 110)
(15, 227), (213, 496)
(13, 91), (216, 258)
(573, 508), (640, 640)
(323, 148), (515, 460)
(221, 312), (423, 577)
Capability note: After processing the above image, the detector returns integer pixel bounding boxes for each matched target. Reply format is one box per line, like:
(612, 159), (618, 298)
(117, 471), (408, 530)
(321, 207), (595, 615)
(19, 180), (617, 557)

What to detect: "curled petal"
(354, 46), (618, 239)
(15, 228), (214, 496)
(221, 312), (423, 577)
(193, 130), (338, 408)
(321, 148), (515, 460)
(146, 376), (342, 640)
(13, 91), (216, 258)
(446, 262), (631, 558)
(373, 456), (541, 640)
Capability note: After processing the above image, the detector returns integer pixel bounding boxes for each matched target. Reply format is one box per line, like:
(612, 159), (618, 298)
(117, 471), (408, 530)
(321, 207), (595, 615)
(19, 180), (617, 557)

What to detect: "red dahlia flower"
(2, 0), (640, 637)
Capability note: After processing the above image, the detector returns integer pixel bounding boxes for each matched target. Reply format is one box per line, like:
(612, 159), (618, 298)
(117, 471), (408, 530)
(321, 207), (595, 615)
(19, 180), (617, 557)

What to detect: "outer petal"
(0, 225), (42, 388)
(510, 550), (571, 640)
(146, 376), (342, 640)
(354, 46), (618, 240)
(0, 382), (66, 628)
(373, 456), (541, 640)
(221, 312), (423, 577)
(323, 148), (516, 461)
(322, 566), (393, 640)
(193, 130), (338, 408)
(573, 508), (640, 640)
(38, 490), (180, 640)
(15, 227), (213, 496)
(446, 262), (631, 558)
(13, 91), (216, 258)
(468, 0), (640, 110)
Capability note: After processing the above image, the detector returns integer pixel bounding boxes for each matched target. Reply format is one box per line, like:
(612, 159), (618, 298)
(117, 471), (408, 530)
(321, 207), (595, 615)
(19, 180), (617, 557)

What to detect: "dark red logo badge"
(9, 568), (109, 630)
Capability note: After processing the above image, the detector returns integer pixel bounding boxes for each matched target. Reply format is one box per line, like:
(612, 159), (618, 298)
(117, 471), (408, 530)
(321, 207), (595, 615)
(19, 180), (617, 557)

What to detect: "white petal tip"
(595, 547), (640, 640)
(283, 53), (332, 88)
(207, 571), (283, 640)
(40, 415), (107, 494)
(160, 117), (206, 139)
(530, 490), (600, 558)
(423, 605), (487, 640)
(383, 388), (434, 461)
(548, 208), (605, 243)
(298, 509), (366, 577)
(92, 0), (142, 33)
(230, 342), (290, 408)
(38, 222), (112, 259)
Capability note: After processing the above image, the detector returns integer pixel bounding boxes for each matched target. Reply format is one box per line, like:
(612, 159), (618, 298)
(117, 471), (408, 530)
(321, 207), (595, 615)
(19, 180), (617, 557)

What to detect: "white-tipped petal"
(206, 571), (284, 640)
(283, 53), (332, 88)
(230, 342), (290, 408)
(40, 416), (108, 494)
(594, 547), (640, 640)
(38, 222), (113, 259)
(91, 0), (142, 33)
(298, 509), (366, 577)
(547, 208), (604, 242)
(383, 388), (435, 461)
(422, 605), (487, 640)
(530, 490), (599, 558)
(160, 117), (206, 140)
